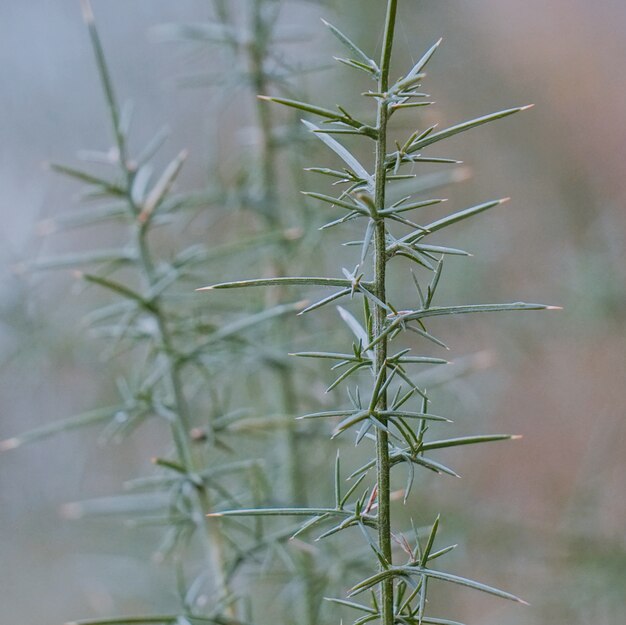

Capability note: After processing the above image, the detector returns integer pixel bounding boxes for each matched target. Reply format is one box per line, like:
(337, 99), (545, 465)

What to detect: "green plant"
(200, 2), (557, 624)
(153, 3), (340, 622)
(1, 2), (306, 624)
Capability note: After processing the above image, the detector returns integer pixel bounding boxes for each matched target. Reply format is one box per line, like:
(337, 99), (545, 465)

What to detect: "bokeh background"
(1, 1), (624, 624)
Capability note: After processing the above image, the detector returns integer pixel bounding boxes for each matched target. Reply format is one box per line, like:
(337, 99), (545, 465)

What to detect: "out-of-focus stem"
(135, 213), (235, 618)
(245, 3), (315, 624)
(83, 2), (235, 614)
(247, 0), (304, 508)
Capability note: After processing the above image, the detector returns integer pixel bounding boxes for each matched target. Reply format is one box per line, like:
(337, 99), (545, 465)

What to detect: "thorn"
(499, 197), (512, 204)
(79, 0), (94, 23)
(290, 538), (319, 556)
(511, 435), (524, 440)
(37, 219), (56, 236)
(257, 95), (271, 102)
(206, 512), (223, 518)
(390, 489), (405, 502)
(284, 227), (303, 240)
(196, 286), (213, 291)
(452, 166), (472, 182)
(11, 262), (26, 276)
(60, 502), (83, 520)
(473, 349), (496, 368)
(0, 438), (19, 452)
(520, 104), (535, 111)
(546, 305), (563, 310)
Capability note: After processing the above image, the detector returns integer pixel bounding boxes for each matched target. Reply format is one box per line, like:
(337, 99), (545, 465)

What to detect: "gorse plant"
(1, 1), (557, 624)
(1, 2), (308, 624)
(154, 3), (345, 622)
(200, 1), (557, 624)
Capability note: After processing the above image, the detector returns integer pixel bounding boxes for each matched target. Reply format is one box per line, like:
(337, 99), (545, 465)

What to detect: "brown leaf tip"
(0, 438), (19, 452)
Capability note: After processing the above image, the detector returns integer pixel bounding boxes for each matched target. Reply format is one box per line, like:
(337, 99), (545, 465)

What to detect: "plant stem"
(374, 2), (398, 625)
(84, 4), (234, 612)
(248, 0), (304, 509)
(134, 222), (234, 615)
(247, 3), (315, 623)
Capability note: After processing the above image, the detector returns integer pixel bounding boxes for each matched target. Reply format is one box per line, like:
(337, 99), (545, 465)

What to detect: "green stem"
(247, 3), (315, 624)
(134, 222), (234, 615)
(84, 5), (235, 613)
(373, 2), (398, 625)
(248, 0), (304, 508)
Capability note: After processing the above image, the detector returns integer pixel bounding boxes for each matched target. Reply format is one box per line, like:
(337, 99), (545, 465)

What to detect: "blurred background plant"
(0, 1), (624, 625)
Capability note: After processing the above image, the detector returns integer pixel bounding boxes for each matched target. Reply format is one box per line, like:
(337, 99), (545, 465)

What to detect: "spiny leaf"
(321, 18), (378, 72)
(415, 243), (471, 257)
(378, 410), (451, 423)
(378, 198), (445, 216)
(423, 198), (509, 235)
(198, 277), (370, 291)
(406, 566), (529, 604)
(259, 95), (372, 135)
(139, 149), (188, 223)
(38, 202), (128, 233)
(60, 492), (169, 519)
(302, 120), (371, 183)
(81, 273), (150, 307)
(302, 191), (369, 214)
(324, 597), (376, 614)
(335, 57), (379, 78)
(337, 306), (370, 350)
(66, 617), (225, 625)
(291, 351), (365, 361)
(208, 507), (354, 518)
(48, 163), (125, 196)
(22, 248), (137, 272)
(0, 405), (125, 452)
(394, 38), (442, 91)
(420, 618), (467, 625)
(421, 515), (440, 565)
(406, 105), (533, 154)
(422, 434), (520, 452)
(402, 302), (556, 322)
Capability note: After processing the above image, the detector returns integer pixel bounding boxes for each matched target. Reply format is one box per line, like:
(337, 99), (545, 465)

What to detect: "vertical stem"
(374, 2), (398, 625)
(86, 2), (235, 608)
(135, 224), (235, 617)
(248, 0), (304, 508)
(246, 3), (315, 624)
